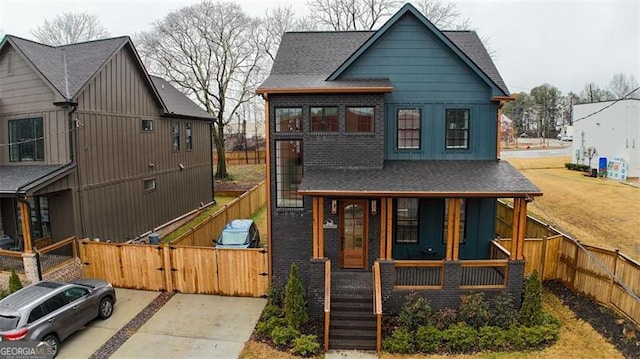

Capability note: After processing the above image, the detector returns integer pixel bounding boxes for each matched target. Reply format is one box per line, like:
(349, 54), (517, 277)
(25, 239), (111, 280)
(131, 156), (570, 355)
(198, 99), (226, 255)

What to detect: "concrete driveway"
(58, 289), (266, 359)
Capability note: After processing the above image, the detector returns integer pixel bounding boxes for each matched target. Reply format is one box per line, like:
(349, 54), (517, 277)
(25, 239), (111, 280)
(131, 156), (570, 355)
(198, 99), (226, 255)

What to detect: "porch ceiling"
(298, 160), (542, 198)
(0, 164), (74, 197)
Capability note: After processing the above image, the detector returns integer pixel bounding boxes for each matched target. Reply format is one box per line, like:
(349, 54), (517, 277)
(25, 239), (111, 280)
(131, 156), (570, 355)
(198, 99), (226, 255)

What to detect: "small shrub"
(256, 316), (286, 336)
(478, 325), (510, 351)
(268, 281), (285, 307)
(271, 325), (299, 347)
(284, 263), (308, 330)
(262, 304), (283, 319)
(564, 163), (590, 172)
(383, 327), (414, 354)
(442, 322), (477, 353)
(0, 288), (9, 299)
(458, 293), (490, 329)
(292, 334), (320, 357)
(520, 324), (560, 348)
(506, 326), (526, 350)
(490, 291), (517, 329)
(519, 270), (543, 326)
(540, 311), (562, 329)
(415, 325), (443, 353)
(8, 269), (22, 293)
(432, 308), (458, 330)
(398, 291), (432, 331)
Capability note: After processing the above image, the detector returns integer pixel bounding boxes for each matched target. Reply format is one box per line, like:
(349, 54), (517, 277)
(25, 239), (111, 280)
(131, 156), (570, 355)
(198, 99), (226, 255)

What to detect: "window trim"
(395, 198), (419, 244)
(310, 106), (339, 133)
(396, 108), (421, 150)
(275, 107), (303, 133)
(141, 119), (154, 132)
(8, 117), (45, 162)
(346, 106), (375, 133)
(171, 121), (180, 151)
(445, 108), (470, 150)
(143, 178), (157, 192)
(185, 122), (193, 151)
(274, 139), (303, 208)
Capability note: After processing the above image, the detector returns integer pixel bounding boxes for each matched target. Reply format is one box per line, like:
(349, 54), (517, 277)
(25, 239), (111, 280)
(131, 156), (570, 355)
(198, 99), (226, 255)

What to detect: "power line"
(0, 120), (84, 148)
(572, 86), (640, 124)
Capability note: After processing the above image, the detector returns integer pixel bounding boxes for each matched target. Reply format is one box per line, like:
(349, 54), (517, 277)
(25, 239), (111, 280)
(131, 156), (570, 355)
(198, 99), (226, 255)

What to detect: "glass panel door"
(341, 200), (368, 268)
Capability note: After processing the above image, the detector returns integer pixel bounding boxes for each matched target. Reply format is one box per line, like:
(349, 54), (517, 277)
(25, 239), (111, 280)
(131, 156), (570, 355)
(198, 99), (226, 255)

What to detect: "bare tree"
(307, 0), (402, 31)
(609, 73), (639, 99)
(414, 0), (471, 29)
(32, 12), (109, 45)
(580, 83), (615, 103)
(261, 5), (317, 62)
(137, 1), (266, 179)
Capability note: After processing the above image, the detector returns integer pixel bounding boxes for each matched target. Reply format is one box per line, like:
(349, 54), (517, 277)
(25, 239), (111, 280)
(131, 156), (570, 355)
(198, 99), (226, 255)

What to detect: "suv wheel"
(99, 297), (114, 319)
(43, 334), (59, 357)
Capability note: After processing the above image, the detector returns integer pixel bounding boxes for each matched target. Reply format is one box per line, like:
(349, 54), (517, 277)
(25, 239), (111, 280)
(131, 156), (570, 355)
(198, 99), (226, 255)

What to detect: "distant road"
(501, 146), (572, 158)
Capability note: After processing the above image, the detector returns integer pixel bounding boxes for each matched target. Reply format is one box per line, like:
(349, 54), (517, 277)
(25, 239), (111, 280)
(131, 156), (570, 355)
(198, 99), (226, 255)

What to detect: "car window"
(63, 287), (89, 302)
(0, 315), (20, 330)
(219, 231), (248, 245)
(28, 305), (46, 323)
(41, 294), (66, 314)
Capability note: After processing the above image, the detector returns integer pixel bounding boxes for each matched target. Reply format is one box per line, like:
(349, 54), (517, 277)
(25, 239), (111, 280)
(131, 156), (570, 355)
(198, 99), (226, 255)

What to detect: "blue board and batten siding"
(339, 13), (499, 161)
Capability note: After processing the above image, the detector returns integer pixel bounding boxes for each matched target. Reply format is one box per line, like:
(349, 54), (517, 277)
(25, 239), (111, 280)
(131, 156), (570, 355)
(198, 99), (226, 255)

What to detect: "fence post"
(541, 235), (548, 279)
(162, 244), (174, 293)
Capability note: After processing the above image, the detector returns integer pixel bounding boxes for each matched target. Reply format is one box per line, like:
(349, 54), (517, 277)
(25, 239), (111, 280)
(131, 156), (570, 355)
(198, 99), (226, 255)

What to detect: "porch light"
(331, 200), (337, 214)
(371, 200), (377, 215)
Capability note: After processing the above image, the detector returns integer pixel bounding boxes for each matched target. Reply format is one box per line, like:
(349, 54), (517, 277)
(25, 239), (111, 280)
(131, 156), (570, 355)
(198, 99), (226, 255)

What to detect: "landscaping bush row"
(565, 162), (591, 172)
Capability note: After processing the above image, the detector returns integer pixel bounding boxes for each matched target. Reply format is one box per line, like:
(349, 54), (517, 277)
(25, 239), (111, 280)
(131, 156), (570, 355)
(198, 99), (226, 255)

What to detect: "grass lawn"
(161, 196), (236, 243)
(506, 156), (640, 261)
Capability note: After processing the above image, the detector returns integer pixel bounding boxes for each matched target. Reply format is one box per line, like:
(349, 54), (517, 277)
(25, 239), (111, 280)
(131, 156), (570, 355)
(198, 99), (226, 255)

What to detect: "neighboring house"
(572, 99), (639, 179)
(257, 4), (541, 350)
(0, 35), (214, 249)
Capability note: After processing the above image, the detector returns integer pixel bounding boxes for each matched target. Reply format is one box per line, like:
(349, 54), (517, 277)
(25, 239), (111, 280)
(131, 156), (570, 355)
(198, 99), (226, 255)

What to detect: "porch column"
(312, 197), (324, 259)
(18, 200), (33, 253)
(445, 198), (461, 261)
(510, 198), (527, 260)
(379, 198), (387, 259)
(385, 198), (393, 260)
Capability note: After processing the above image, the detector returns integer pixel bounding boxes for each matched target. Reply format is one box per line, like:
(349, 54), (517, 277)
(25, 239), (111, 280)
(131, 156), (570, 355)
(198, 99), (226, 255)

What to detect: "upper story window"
(395, 198), (419, 244)
(445, 109), (469, 149)
(346, 107), (374, 132)
(310, 107), (338, 132)
(275, 108), (302, 133)
(141, 119), (154, 132)
(172, 121), (180, 151)
(9, 117), (44, 162)
(275, 140), (303, 208)
(397, 108), (421, 149)
(185, 123), (193, 150)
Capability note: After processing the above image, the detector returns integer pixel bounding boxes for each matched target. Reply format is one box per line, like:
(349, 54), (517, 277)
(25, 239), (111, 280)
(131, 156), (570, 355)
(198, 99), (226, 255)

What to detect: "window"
(141, 119), (154, 131)
(9, 117), (44, 162)
(310, 107), (338, 132)
(275, 140), (303, 208)
(62, 287), (89, 302)
(446, 109), (469, 149)
(7, 50), (14, 76)
(41, 294), (66, 315)
(443, 199), (466, 244)
(275, 108), (302, 132)
(395, 198), (419, 244)
(28, 305), (46, 323)
(143, 178), (156, 192)
(172, 121), (180, 150)
(185, 123), (192, 150)
(397, 109), (420, 149)
(346, 107), (374, 132)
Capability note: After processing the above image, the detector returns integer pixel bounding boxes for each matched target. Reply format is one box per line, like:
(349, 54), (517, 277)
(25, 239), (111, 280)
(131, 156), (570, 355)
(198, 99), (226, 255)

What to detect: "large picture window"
(445, 109), (469, 149)
(397, 109), (420, 149)
(395, 198), (419, 244)
(275, 108), (302, 132)
(9, 117), (44, 162)
(346, 107), (374, 132)
(275, 140), (303, 208)
(310, 107), (338, 132)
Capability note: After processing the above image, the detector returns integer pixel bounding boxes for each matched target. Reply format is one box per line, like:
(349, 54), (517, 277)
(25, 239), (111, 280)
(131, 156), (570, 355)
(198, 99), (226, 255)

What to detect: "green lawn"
(162, 196), (236, 243)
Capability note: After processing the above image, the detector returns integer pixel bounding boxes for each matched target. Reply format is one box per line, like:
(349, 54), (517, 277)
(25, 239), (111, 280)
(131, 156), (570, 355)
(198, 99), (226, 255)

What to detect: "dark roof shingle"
(150, 76), (213, 120)
(0, 165), (72, 195)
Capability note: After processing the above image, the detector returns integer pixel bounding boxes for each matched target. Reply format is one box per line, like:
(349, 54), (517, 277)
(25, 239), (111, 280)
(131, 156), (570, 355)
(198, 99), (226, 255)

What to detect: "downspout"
(210, 120), (215, 202)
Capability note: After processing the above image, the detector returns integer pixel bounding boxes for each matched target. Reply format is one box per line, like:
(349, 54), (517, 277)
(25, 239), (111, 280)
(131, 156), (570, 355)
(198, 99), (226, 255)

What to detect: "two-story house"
(257, 4), (542, 350)
(0, 35), (213, 251)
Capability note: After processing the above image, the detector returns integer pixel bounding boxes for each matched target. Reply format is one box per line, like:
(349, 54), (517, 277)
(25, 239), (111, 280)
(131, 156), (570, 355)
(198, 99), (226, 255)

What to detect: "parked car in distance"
(0, 278), (116, 357)
(215, 219), (260, 248)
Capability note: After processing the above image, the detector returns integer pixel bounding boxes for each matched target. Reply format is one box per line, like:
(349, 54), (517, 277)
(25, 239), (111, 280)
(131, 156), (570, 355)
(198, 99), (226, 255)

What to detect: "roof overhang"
(0, 164), (75, 197)
(298, 160), (542, 198)
(257, 86), (394, 96)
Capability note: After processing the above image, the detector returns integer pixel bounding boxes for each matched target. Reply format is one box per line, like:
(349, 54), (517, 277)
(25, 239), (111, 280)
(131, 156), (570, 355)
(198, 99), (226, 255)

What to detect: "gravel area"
(88, 291), (175, 359)
(545, 280), (640, 359)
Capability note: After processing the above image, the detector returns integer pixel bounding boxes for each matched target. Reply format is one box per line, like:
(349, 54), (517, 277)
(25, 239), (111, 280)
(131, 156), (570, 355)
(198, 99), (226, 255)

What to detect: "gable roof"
(258, 4), (508, 96)
(1, 35), (211, 120)
(150, 76), (213, 120)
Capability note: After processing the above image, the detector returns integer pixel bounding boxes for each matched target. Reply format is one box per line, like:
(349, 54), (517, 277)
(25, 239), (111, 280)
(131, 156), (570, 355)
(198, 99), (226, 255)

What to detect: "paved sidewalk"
(326, 350), (378, 358)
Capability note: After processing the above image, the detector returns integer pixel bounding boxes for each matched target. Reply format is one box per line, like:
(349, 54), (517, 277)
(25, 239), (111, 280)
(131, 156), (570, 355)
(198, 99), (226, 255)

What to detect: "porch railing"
(373, 261), (382, 353)
(490, 239), (511, 260)
(0, 249), (24, 274)
(324, 260), (331, 352)
(38, 237), (76, 274)
(460, 260), (509, 288)
(394, 260), (444, 289)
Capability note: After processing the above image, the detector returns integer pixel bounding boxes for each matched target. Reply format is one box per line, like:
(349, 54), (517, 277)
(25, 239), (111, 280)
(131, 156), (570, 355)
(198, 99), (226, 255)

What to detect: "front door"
(340, 200), (368, 269)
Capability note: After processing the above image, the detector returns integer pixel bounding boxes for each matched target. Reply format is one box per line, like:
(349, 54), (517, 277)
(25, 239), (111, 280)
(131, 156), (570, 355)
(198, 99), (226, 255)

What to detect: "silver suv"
(0, 278), (116, 357)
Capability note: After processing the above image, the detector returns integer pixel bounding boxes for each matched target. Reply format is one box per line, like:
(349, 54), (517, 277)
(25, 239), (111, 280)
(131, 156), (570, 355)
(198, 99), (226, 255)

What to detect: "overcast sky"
(1, 0), (638, 95)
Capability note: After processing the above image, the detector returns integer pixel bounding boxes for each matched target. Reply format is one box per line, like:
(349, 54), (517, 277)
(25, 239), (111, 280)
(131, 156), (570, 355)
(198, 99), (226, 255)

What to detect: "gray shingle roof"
(258, 27), (509, 95)
(299, 160), (541, 197)
(150, 76), (213, 120)
(0, 165), (73, 196)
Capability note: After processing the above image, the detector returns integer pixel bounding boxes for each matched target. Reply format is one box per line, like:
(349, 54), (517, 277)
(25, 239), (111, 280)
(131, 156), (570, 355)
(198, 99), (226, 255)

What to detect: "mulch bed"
(545, 280), (639, 358)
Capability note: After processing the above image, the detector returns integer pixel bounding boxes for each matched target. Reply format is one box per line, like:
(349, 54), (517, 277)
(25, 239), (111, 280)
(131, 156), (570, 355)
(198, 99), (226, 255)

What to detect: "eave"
(297, 189), (543, 198)
(256, 86), (394, 96)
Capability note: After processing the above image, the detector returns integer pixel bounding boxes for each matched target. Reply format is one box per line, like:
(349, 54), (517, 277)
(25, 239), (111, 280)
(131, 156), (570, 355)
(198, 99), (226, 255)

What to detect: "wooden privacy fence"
(496, 201), (640, 325)
(213, 150), (266, 166)
(172, 181), (266, 247)
(78, 240), (269, 297)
